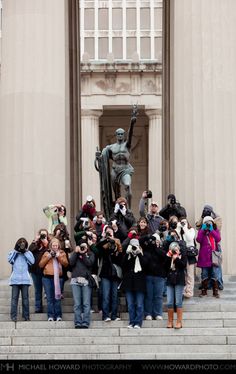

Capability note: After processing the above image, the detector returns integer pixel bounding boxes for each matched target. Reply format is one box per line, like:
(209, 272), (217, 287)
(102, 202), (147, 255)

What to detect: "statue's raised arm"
(126, 104), (138, 149)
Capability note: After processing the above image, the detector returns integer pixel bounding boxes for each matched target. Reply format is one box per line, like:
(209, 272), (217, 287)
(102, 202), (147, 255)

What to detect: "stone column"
(0, 0), (68, 277)
(146, 109), (162, 206)
(81, 109), (102, 209)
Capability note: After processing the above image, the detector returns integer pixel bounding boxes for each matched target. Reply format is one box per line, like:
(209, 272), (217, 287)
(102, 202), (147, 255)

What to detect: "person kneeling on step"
(165, 241), (187, 329)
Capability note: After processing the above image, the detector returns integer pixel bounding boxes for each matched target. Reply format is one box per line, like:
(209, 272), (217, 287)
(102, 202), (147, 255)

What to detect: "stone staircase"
(0, 277), (236, 360)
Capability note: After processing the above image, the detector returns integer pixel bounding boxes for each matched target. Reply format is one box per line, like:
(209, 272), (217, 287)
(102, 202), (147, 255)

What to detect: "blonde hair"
(49, 237), (61, 250)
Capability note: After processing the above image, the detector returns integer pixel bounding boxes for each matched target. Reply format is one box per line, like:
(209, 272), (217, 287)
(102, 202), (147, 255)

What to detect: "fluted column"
(81, 109), (102, 208)
(0, 0), (67, 277)
(146, 109), (162, 206)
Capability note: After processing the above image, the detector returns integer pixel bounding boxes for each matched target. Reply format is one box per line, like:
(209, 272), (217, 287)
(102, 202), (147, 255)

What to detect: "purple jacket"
(196, 229), (221, 268)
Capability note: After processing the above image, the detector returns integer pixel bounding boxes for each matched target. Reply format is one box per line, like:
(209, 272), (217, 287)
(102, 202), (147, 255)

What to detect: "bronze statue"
(95, 105), (138, 220)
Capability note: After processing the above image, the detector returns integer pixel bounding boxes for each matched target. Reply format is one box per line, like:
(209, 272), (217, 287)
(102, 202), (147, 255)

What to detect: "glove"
(114, 203), (120, 214)
(120, 206), (127, 216)
(134, 247), (142, 255)
(208, 223), (213, 231)
(201, 223), (207, 230)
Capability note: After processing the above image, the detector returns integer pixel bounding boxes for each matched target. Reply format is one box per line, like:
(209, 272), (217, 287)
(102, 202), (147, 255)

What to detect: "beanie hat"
(203, 204), (213, 212)
(203, 216), (214, 224)
(130, 238), (139, 247)
(152, 233), (161, 242)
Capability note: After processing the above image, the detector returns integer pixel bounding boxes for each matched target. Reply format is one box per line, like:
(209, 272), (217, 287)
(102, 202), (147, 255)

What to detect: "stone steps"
(0, 278), (236, 360)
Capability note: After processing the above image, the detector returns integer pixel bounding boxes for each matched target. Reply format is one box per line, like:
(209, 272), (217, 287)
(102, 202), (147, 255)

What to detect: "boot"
(167, 308), (174, 328)
(175, 308), (183, 329)
(199, 279), (208, 297)
(212, 280), (220, 298)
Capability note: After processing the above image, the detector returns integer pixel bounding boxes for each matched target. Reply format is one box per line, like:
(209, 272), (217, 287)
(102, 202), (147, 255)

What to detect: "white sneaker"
(114, 317), (121, 321)
(90, 309), (95, 314)
(155, 315), (163, 320)
(48, 317), (54, 321)
(127, 324), (133, 329)
(133, 325), (141, 329)
(56, 317), (62, 321)
(145, 315), (152, 320)
(104, 317), (111, 322)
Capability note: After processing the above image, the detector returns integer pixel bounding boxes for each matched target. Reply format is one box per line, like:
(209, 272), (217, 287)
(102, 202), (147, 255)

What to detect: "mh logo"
(0, 363), (15, 372)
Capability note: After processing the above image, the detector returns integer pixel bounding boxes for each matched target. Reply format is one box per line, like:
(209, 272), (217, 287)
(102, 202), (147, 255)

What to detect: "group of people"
(8, 193), (223, 330)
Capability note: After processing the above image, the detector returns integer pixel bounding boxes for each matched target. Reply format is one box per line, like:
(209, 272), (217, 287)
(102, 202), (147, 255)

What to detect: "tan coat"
(39, 250), (68, 276)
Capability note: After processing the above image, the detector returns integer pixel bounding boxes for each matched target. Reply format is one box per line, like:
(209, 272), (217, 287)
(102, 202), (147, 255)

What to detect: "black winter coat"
(120, 253), (147, 293)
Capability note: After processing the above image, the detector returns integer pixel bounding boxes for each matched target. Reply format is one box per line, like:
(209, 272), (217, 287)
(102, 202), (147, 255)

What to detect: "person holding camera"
(69, 241), (95, 328)
(97, 225), (123, 322)
(142, 233), (167, 321)
(8, 238), (35, 322)
(159, 194), (187, 221)
(139, 191), (164, 234)
(197, 216), (221, 298)
(179, 218), (197, 298)
(43, 204), (67, 234)
(29, 229), (50, 313)
(120, 238), (146, 328)
(39, 238), (68, 321)
(165, 241), (187, 329)
(109, 196), (136, 238)
(195, 204), (223, 290)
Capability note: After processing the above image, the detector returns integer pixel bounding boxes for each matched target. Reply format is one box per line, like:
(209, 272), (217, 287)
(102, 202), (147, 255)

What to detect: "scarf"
(53, 257), (62, 300)
(128, 248), (143, 273)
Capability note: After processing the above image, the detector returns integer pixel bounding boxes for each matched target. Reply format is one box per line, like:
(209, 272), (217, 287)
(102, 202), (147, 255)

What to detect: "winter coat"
(165, 247), (187, 287)
(39, 250), (69, 276)
(69, 250), (95, 279)
(8, 250), (35, 286)
(120, 253), (147, 293)
(196, 228), (221, 268)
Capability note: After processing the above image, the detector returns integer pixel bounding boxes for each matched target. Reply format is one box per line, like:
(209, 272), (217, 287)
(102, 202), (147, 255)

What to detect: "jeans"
(10, 285), (30, 320)
(167, 285), (184, 309)
(101, 278), (119, 320)
(126, 291), (145, 327)
(201, 266), (218, 281)
(31, 273), (43, 312)
(145, 276), (164, 317)
(71, 284), (92, 327)
(42, 277), (63, 319)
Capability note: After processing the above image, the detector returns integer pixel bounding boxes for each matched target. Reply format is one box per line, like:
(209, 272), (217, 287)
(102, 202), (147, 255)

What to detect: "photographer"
(165, 241), (187, 329)
(39, 238), (68, 321)
(109, 197), (136, 237)
(120, 238), (147, 328)
(29, 229), (50, 313)
(69, 242), (95, 328)
(139, 191), (164, 234)
(179, 218), (197, 299)
(142, 234), (167, 321)
(197, 216), (221, 298)
(159, 194), (187, 221)
(8, 238), (35, 322)
(75, 195), (96, 223)
(97, 225), (123, 322)
(43, 204), (67, 234)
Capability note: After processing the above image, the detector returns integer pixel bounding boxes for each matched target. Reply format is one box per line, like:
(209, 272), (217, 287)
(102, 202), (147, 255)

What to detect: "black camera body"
(206, 222), (212, 229)
(50, 250), (56, 258)
(146, 190), (152, 199)
(119, 204), (124, 210)
(171, 248), (178, 255)
(40, 234), (47, 240)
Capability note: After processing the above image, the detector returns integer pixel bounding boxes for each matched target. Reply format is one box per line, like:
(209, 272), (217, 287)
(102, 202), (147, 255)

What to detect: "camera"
(54, 208), (58, 213)
(206, 223), (212, 229)
(85, 232), (93, 241)
(119, 204), (124, 210)
(80, 217), (90, 229)
(80, 243), (88, 253)
(105, 232), (112, 238)
(171, 248), (178, 255)
(159, 225), (167, 232)
(50, 250), (56, 257)
(146, 190), (152, 199)
(40, 233), (47, 240)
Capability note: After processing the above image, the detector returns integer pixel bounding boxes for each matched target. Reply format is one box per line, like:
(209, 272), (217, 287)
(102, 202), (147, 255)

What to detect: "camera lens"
(40, 234), (46, 240)
(146, 190), (152, 198)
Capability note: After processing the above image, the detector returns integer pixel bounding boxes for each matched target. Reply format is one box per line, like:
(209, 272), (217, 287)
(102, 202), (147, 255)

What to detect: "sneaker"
(56, 317), (62, 321)
(133, 325), (141, 329)
(155, 315), (163, 320)
(145, 315), (152, 320)
(113, 317), (121, 321)
(127, 324), (133, 329)
(81, 325), (89, 329)
(48, 317), (54, 321)
(24, 318), (30, 321)
(104, 317), (111, 322)
(75, 324), (82, 329)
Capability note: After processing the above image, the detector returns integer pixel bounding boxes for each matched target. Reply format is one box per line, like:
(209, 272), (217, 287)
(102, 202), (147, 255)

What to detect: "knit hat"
(168, 194), (176, 200)
(86, 195), (93, 202)
(130, 238), (139, 247)
(116, 196), (127, 205)
(203, 204), (213, 212)
(152, 233), (161, 242)
(203, 216), (214, 224)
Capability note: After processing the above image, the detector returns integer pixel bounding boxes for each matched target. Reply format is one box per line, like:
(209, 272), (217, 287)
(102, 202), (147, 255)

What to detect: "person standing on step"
(29, 229), (50, 313)
(69, 240), (95, 328)
(8, 238), (35, 322)
(139, 191), (164, 234)
(39, 238), (68, 321)
(197, 216), (221, 298)
(120, 238), (147, 329)
(165, 241), (187, 329)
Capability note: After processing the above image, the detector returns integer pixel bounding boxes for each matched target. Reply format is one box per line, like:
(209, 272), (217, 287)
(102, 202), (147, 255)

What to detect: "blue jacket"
(8, 250), (35, 286)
